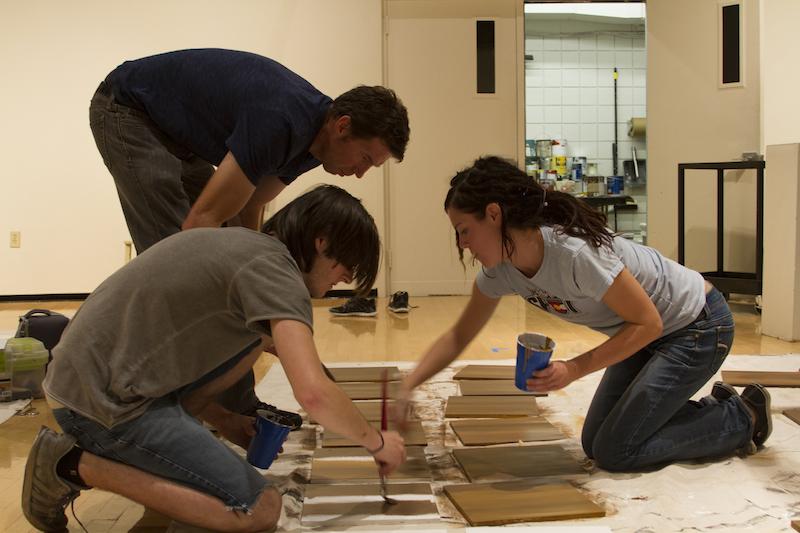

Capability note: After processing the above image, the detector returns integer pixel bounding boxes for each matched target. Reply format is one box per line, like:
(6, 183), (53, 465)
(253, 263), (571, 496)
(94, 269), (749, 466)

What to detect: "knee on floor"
(590, 441), (638, 472)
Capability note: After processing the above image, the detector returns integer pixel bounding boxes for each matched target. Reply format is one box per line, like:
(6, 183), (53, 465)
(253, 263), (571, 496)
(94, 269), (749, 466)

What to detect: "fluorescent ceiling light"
(524, 3), (645, 19)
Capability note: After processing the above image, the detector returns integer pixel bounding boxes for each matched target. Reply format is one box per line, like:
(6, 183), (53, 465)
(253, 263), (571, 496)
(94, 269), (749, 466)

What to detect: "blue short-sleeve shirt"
(106, 49), (332, 185)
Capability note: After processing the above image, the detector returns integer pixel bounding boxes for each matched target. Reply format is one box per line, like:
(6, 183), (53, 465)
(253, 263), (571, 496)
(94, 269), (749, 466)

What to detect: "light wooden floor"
(1, 295), (797, 532)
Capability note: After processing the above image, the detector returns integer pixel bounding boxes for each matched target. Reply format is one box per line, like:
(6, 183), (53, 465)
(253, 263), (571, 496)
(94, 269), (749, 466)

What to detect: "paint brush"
(379, 368), (398, 506)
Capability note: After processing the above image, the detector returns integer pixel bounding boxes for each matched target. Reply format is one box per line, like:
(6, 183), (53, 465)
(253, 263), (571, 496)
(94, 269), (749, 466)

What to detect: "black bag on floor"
(15, 309), (70, 356)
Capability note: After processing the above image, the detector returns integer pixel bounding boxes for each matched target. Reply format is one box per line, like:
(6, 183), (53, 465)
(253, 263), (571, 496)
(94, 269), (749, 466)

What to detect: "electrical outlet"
(9, 231), (20, 248)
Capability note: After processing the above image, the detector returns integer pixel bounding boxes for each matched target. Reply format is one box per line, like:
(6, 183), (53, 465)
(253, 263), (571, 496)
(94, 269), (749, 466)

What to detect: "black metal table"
(578, 195), (635, 231)
(677, 161), (765, 296)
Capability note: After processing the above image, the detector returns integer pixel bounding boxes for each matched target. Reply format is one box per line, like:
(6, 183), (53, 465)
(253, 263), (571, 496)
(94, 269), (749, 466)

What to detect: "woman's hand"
(390, 384), (414, 432)
(526, 360), (581, 393)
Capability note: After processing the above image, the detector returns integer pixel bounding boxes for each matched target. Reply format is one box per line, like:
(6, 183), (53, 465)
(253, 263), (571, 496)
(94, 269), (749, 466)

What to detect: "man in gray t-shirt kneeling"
(23, 185), (406, 533)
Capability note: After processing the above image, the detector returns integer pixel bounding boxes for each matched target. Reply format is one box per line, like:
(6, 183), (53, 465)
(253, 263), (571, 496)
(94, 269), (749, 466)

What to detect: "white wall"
(647, 0), (760, 272)
(0, 0), (383, 296)
(761, 0), (800, 147)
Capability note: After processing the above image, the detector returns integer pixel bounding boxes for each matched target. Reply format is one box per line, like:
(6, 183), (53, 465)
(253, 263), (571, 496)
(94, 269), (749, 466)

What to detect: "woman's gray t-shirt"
(43, 227), (313, 429)
(476, 226), (705, 337)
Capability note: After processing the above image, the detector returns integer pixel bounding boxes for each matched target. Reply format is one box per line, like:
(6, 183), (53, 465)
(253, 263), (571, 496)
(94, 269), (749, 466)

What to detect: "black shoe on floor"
(388, 291), (410, 313)
(740, 383), (772, 447)
(244, 402), (303, 431)
(711, 381), (738, 401)
(329, 297), (377, 317)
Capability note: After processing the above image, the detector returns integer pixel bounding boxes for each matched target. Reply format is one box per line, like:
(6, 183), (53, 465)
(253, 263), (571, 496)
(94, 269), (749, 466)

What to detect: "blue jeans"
(52, 341), (269, 512)
(581, 287), (751, 471)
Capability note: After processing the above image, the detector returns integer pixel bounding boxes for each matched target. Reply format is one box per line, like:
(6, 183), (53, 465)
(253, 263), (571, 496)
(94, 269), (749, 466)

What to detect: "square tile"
(597, 106), (615, 123)
(721, 371), (800, 387)
(452, 444), (586, 482)
(526, 123), (544, 140)
(310, 454), (431, 483)
(544, 70), (563, 87)
(580, 87), (598, 106)
(580, 124), (597, 142)
(328, 366), (400, 382)
(580, 106), (598, 123)
(544, 37), (562, 50)
(598, 87), (614, 105)
(563, 106), (581, 124)
(614, 35), (632, 49)
(322, 420), (427, 447)
(458, 379), (545, 397)
(444, 480), (604, 526)
(562, 51), (580, 67)
(543, 125), (563, 139)
(525, 86), (543, 104)
(526, 105), (544, 123)
(542, 51), (562, 68)
(579, 34), (597, 50)
(615, 51), (633, 68)
(526, 36), (544, 51)
(562, 88), (580, 105)
(544, 107), (562, 124)
(337, 381), (401, 400)
(302, 483), (438, 526)
(562, 68), (581, 87)
(579, 51), (597, 68)
(597, 51), (615, 68)
(544, 88), (562, 105)
(562, 36), (580, 51)
(444, 395), (539, 418)
(450, 417), (564, 446)
(580, 69), (598, 86)
(597, 34), (615, 50)
(563, 124), (581, 142)
(454, 364), (514, 380)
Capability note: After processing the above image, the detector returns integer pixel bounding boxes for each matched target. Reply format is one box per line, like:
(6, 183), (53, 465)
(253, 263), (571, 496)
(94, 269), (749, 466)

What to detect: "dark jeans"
(582, 287), (751, 471)
(89, 81), (257, 415)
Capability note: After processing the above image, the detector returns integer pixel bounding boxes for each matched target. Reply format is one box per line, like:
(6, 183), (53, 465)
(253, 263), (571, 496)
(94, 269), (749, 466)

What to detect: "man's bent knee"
(244, 487), (281, 533)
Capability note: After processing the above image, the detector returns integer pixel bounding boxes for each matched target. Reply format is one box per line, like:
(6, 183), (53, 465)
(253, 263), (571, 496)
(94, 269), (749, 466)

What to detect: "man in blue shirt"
(93, 48), (409, 250)
(89, 48), (410, 418)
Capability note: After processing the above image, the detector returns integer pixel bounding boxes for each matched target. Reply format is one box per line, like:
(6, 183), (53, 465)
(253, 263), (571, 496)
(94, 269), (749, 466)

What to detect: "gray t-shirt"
(476, 226), (705, 337)
(44, 228), (313, 428)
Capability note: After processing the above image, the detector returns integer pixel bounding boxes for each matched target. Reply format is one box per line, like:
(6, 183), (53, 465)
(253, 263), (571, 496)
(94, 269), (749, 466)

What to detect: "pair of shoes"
(329, 297), (377, 317)
(711, 381), (738, 401)
(388, 291), (410, 313)
(741, 383), (772, 447)
(244, 401), (303, 431)
(22, 426), (83, 532)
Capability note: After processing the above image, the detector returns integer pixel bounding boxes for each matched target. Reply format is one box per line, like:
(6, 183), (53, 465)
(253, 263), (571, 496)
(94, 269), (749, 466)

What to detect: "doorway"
(524, 1), (647, 242)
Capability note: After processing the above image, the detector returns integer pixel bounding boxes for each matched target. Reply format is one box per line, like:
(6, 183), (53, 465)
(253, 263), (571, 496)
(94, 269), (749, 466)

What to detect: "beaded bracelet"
(366, 430), (385, 454)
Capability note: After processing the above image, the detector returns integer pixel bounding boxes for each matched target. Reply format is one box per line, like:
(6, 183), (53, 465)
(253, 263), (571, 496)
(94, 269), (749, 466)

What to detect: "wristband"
(366, 430), (385, 454)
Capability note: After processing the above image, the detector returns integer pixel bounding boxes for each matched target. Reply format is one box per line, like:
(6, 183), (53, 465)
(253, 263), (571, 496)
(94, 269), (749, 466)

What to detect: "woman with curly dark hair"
(400, 156), (770, 472)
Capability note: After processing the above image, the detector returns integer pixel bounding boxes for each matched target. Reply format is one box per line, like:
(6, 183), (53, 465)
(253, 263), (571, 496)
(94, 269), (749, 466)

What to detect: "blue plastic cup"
(515, 332), (555, 392)
(246, 409), (293, 469)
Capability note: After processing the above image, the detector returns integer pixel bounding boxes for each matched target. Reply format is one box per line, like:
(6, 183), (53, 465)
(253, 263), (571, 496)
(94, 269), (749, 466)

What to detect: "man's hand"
(526, 360), (581, 393)
(210, 411), (257, 450)
(370, 430), (407, 476)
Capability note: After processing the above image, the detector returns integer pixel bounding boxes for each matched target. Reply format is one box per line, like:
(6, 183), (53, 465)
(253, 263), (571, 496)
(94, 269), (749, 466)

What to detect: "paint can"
(607, 175), (624, 195)
(535, 139), (553, 159)
(246, 409), (295, 469)
(515, 333), (555, 392)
